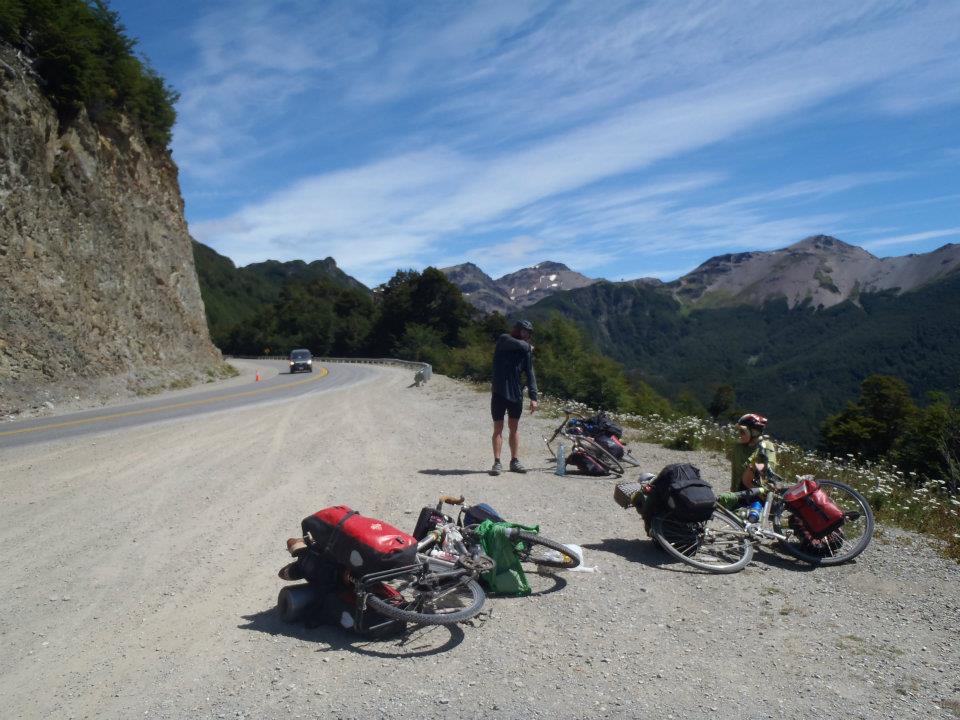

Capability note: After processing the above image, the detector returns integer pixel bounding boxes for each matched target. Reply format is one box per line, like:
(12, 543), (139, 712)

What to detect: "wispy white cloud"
(862, 227), (960, 250)
(176, 0), (960, 283)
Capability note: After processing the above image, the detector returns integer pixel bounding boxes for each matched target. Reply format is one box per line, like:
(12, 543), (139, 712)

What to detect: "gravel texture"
(1, 364), (958, 719)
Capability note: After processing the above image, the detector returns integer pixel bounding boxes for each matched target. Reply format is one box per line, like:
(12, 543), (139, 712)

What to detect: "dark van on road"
(288, 349), (313, 373)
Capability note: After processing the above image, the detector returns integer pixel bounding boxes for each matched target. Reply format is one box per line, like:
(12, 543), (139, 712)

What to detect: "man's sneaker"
(490, 459), (502, 476)
(509, 459), (527, 473)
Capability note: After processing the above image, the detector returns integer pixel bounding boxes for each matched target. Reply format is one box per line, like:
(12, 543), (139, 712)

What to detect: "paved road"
(0, 360), (379, 449)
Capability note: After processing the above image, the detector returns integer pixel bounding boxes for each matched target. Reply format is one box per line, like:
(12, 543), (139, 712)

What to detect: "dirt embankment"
(0, 366), (957, 720)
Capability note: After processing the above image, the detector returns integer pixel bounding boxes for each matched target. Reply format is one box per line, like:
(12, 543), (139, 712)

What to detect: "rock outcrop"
(0, 43), (222, 416)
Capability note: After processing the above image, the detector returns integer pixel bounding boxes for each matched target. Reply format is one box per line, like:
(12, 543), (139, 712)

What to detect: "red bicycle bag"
(782, 479), (845, 538)
(302, 506), (418, 573)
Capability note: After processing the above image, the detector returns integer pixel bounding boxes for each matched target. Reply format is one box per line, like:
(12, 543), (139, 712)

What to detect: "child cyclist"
(724, 413), (777, 520)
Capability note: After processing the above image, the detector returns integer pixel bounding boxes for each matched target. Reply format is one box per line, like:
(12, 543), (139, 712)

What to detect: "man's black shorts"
(491, 394), (523, 421)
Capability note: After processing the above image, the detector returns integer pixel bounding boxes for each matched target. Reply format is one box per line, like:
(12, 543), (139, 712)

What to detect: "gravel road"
(1, 363), (957, 720)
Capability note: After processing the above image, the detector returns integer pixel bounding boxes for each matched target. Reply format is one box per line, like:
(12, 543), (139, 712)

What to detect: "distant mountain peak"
(441, 260), (596, 312)
(530, 260), (571, 272)
(787, 235), (871, 257)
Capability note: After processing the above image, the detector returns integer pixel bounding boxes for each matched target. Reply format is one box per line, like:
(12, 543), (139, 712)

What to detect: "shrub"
(0, 0), (178, 148)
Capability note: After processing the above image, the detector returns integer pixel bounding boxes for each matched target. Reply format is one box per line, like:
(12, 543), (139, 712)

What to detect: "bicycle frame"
(716, 492), (789, 544)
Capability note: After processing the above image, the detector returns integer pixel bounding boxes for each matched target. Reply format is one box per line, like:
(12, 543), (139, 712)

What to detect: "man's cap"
(514, 319), (533, 332)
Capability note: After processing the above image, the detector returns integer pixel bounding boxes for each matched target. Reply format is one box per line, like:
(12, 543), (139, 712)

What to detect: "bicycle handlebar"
(436, 495), (465, 511)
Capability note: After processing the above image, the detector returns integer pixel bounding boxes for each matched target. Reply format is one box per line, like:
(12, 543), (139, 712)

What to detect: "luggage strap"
(324, 510), (359, 555)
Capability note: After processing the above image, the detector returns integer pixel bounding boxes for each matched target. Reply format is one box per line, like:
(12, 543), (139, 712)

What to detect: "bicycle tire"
(512, 530), (581, 569)
(576, 436), (624, 475)
(651, 507), (753, 573)
(773, 479), (874, 566)
(363, 573), (485, 626)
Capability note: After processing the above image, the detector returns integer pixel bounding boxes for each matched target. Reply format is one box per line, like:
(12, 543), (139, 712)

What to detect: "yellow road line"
(0, 366), (329, 438)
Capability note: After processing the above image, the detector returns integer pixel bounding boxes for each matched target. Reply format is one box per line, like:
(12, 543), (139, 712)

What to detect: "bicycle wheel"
(363, 571), (485, 626)
(773, 480), (874, 566)
(512, 530), (581, 569)
(651, 507), (753, 573)
(576, 437), (624, 475)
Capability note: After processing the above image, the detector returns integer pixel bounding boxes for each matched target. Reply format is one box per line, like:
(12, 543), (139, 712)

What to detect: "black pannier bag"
(411, 507), (449, 540)
(651, 463), (715, 522)
(596, 434), (625, 460)
(566, 449), (610, 476)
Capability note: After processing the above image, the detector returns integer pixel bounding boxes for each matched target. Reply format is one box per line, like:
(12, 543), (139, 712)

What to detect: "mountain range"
(669, 235), (960, 309)
(439, 261), (595, 314)
(193, 235), (960, 446)
(439, 236), (960, 444)
(441, 235), (960, 314)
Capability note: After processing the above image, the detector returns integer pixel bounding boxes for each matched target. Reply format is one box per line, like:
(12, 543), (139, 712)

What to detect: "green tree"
(893, 394), (960, 491)
(709, 384), (736, 420)
(1, 0), (178, 147)
(676, 389), (708, 418)
(370, 268), (474, 356)
(393, 323), (449, 367)
(821, 375), (917, 460)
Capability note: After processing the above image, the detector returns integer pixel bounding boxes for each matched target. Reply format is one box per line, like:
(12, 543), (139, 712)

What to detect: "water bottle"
(746, 500), (763, 523)
(554, 442), (566, 476)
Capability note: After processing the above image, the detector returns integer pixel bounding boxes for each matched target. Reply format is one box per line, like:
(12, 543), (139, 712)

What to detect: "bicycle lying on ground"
(277, 506), (492, 630)
(360, 539), (491, 626)
(415, 494), (581, 571)
(543, 408), (637, 475)
(617, 471), (874, 574)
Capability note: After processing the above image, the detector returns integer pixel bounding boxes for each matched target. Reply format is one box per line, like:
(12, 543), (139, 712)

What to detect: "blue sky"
(110, 0), (960, 287)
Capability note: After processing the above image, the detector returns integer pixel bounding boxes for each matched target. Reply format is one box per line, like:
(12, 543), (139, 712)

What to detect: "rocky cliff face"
(0, 44), (222, 416)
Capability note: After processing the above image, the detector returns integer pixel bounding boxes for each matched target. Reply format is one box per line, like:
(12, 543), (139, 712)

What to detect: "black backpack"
(586, 411), (624, 439)
(566, 449), (610, 476)
(651, 463), (715, 522)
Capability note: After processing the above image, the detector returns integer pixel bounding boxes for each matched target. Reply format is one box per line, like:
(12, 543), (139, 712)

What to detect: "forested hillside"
(529, 273), (960, 446)
(193, 241), (369, 350)
(193, 249), (672, 416)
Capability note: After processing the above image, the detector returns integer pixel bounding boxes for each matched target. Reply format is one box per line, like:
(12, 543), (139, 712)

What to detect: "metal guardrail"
(227, 355), (432, 383)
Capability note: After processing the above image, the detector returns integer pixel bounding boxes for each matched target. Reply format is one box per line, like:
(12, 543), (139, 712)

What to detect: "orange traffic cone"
(255, 370), (261, 382)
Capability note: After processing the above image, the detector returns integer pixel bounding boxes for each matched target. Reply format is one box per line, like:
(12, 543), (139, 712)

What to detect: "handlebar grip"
(438, 494), (465, 506)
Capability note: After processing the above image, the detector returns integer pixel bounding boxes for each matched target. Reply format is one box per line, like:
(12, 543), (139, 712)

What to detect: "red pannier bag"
(782, 478), (845, 538)
(302, 506), (418, 573)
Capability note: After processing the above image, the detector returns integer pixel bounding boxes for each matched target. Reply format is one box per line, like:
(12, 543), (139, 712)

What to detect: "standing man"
(490, 319), (538, 475)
